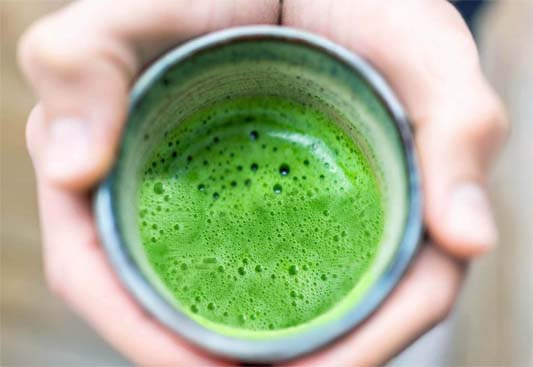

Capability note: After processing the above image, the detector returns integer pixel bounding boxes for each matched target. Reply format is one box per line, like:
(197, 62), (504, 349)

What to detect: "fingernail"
(447, 183), (498, 249)
(44, 117), (91, 180)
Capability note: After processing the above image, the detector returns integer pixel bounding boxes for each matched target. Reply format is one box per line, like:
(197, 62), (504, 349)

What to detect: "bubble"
(290, 290), (297, 298)
(190, 304), (199, 313)
(250, 163), (259, 172)
(181, 263), (188, 271)
(273, 184), (282, 194)
(138, 97), (386, 332)
(249, 130), (259, 141)
(213, 192), (220, 200)
(153, 182), (164, 194)
(279, 164), (290, 176)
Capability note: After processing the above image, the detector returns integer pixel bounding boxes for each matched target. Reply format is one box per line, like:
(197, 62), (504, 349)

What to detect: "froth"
(138, 97), (384, 332)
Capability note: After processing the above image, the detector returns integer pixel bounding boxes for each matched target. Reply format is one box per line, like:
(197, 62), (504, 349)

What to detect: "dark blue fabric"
(452, 0), (486, 29)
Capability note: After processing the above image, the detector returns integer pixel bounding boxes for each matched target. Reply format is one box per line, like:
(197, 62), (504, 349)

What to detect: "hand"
(281, 0), (508, 365)
(20, 1), (279, 365)
(19, 0), (508, 365)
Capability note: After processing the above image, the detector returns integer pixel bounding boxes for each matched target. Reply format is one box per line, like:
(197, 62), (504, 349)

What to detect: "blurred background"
(1, 1), (531, 366)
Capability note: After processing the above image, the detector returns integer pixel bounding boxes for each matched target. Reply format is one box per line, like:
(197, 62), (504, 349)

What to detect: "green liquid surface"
(138, 97), (384, 334)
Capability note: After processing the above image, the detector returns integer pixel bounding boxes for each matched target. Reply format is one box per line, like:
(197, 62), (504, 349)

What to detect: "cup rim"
(94, 25), (423, 363)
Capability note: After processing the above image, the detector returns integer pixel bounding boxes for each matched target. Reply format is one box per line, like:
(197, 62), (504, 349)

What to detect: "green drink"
(96, 26), (421, 362)
(138, 96), (383, 334)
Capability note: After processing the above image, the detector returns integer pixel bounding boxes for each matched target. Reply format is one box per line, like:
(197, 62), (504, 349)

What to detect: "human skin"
(18, 0), (508, 365)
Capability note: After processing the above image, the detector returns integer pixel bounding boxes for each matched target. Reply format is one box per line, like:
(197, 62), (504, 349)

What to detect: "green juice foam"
(138, 96), (384, 334)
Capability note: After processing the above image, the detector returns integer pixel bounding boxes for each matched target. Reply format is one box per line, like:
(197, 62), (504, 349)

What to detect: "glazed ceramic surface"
(95, 26), (422, 363)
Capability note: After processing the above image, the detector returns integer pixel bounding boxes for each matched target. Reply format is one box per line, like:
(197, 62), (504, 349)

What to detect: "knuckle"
(489, 97), (510, 136)
(424, 281), (459, 324)
(462, 94), (509, 141)
(429, 292), (456, 324)
(25, 106), (41, 158)
(43, 259), (69, 299)
(19, 18), (88, 81)
(19, 16), (135, 90)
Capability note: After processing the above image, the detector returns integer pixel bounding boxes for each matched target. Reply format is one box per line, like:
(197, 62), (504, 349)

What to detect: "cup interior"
(96, 26), (421, 362)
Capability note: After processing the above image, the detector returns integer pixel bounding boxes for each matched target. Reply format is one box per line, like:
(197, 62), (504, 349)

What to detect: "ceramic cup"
(95, 26), (422, 363)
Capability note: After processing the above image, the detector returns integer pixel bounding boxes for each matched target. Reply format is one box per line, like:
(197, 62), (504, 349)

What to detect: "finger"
(285, 245), (465, 367)
(283, 0), (509, 257)
(416, 82), (508, 257)
(28, 109), (230, 366)
(19, 0), (280, 190)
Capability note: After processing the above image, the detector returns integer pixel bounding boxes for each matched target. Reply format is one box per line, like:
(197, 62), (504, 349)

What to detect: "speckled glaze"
(94, 26), (422, 363)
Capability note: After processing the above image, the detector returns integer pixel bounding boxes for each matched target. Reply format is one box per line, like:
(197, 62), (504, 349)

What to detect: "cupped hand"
(20, 1), (279, 365)
(282, 1), (507, 365)
(19, 0), (508, 365)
